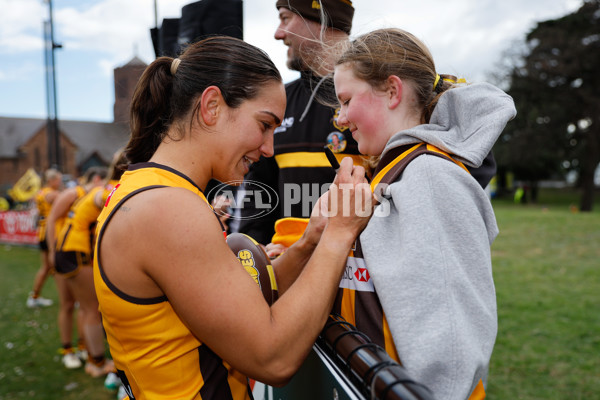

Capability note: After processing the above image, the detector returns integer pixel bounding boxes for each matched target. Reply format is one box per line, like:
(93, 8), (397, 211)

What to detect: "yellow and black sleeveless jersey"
(35, 186), (58, 241)
(51, 185), (87, 248)
(94, 163), (251, 400)
(56, 186), (101, 255)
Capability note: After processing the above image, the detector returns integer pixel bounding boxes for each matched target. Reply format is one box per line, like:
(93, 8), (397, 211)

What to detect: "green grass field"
(1, 188), (599, 399)
(486, 191), (600, 399)
(0, 245), (115, 400)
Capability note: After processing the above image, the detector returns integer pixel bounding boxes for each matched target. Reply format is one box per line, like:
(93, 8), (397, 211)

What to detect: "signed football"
(226, 233), (279, 305)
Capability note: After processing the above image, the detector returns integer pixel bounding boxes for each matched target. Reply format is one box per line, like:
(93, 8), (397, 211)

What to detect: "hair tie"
(170, 58), (181, 76)
(433, 74), (443, 93)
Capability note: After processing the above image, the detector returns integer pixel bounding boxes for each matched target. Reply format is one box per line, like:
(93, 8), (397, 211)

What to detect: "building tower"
(113, 56), (147, 124)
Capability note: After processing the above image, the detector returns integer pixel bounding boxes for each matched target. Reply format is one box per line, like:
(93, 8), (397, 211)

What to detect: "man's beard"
(288, 55), (308, 72)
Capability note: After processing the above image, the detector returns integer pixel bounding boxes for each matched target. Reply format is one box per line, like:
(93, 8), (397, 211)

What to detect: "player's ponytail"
(127, 57), (174, 164)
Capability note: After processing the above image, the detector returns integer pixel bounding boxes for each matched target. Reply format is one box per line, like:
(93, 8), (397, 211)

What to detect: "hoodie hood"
(382, 82), (516, 168)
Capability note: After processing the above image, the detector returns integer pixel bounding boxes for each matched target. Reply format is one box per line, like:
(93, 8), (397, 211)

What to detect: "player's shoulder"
(112, 186), (221, 247)
(129, 186), (215, 228)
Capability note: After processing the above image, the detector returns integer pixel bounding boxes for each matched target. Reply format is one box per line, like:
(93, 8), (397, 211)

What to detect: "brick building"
(0, 56), (147, 197)
(0, 117), (130, 187)
(113, 56), (147, 124)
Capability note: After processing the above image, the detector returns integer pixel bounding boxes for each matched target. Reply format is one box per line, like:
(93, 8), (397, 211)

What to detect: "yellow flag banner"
(8, 168), (41, 202)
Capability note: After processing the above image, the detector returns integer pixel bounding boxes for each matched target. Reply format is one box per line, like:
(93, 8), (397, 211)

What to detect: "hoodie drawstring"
(299, 75), (329, 123)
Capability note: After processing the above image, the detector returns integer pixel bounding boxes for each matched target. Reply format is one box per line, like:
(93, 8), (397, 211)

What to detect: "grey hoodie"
(360, 83), (516, 400)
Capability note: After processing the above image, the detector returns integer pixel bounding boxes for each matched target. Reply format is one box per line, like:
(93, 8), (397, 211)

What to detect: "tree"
(495, 0), (600, 210)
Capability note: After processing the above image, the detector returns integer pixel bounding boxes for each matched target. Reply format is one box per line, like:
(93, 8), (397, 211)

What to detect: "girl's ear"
(387, 75), (403, 109)
(199, 86), (222, 125)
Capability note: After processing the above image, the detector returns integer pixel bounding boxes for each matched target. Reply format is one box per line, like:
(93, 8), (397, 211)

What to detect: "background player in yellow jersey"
(55, 154), (126, 378)
(27, 168), (62, 308)
(46, 166), (107, 369)
(94, 36), (372, 400)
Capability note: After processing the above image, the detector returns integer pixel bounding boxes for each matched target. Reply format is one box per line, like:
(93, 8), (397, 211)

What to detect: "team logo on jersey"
(339, 257), (374, 292)
(325, 131), (347, 153)
(332, 107), (349, 132)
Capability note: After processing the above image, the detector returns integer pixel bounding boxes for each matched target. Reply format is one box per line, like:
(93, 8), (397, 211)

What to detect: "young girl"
(332, 28), (516, 400)
(93, 36), (372, 400)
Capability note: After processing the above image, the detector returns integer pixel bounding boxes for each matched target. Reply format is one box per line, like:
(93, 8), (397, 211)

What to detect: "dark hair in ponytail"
(107, 148), (129, 181)
(336, 28), (457, 124)
(126, 36), (282, 163)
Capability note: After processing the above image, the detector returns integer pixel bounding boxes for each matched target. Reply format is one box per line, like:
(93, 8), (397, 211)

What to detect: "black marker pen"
(323, 145), (340, 173)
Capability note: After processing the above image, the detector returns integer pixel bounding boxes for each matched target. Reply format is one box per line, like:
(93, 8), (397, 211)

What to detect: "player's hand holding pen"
(302, 147), (373, 250)
(320, 148), (373, 233)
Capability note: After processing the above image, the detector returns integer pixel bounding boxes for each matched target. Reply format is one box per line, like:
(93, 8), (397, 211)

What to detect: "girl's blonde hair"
(336, 28), (458, 125)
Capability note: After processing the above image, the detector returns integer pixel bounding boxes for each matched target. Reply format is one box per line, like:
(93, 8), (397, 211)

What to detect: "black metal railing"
(317, 314), (435, 400)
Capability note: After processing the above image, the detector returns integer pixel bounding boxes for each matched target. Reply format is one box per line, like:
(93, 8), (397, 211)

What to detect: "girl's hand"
(264, 242), (288, 259)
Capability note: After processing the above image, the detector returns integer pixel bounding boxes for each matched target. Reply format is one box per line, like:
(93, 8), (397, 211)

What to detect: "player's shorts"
(39, 239), (49, 252)
(54, 251), (91, 277)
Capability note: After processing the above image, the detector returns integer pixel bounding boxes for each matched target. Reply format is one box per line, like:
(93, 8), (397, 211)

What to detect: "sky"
(0, 0), (583, 123)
